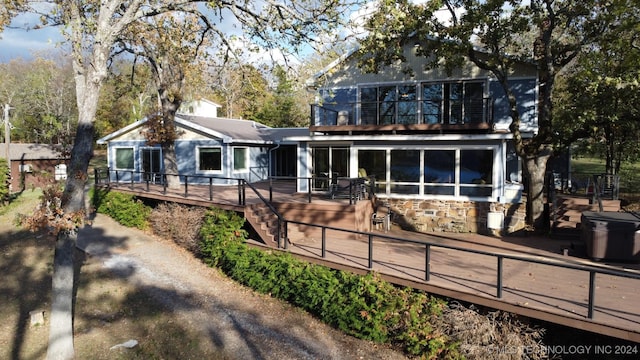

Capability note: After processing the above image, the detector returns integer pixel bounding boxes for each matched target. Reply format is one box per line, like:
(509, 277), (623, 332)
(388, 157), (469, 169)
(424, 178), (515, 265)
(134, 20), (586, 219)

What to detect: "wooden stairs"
(245, 200), (374, 247)
(551, 195), (621, 239)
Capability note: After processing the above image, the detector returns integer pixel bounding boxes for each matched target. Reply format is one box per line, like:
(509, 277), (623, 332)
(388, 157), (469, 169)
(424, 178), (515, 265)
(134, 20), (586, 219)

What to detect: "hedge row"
(199, 207), (459, 357)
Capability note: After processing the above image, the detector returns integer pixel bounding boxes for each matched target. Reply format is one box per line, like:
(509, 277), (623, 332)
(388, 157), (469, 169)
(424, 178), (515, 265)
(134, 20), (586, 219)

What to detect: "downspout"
(268, 142), (281, 179)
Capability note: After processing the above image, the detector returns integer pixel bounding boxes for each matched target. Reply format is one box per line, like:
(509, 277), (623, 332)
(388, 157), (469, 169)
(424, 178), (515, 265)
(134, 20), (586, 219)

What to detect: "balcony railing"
(310, 98), (493, 128)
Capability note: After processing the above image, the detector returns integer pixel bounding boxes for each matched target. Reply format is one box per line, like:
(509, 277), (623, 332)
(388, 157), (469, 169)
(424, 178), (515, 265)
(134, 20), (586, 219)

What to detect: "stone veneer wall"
(379, 197), (527, 236)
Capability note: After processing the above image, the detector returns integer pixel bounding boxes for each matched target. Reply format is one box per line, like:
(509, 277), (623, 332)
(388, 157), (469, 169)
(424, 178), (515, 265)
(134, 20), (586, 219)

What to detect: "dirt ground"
(0, 191), (410, 360)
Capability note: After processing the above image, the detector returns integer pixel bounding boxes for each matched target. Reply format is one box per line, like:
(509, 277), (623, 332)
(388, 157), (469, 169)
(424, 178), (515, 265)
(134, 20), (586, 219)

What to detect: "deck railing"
(279, 218), (640, 321)
(310, 98), (493, 127)
(94, 167), (639, 322)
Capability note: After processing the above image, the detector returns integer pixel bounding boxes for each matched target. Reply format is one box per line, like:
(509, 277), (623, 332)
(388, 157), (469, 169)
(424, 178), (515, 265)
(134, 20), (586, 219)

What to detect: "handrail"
(243, 180), (287, 248)
(280, 217), (640, 320)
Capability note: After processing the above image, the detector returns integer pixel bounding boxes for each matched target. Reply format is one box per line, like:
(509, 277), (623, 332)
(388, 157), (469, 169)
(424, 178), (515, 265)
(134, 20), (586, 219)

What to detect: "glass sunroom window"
(460, 149), (493, 196)
(424, 150), (455, 195)
(390, 150), (420, 194)
(115, 147), (134, 170)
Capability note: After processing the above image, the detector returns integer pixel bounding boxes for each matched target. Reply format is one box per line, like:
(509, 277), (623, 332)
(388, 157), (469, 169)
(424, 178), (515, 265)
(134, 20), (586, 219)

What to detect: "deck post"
(321, 227), (326, 258)
(145, 172), (150, 191)
(209, 177), (213, 201)
(283, 221), (288, 250)
(588, 271), (596, 319)
(308, 178), (312, 203)
(269, 177), (273, 202)
(184, 176), (188, 197)
(497, 256), (503, 298)
(162, 174), (167, 194)
(425, 244), (431, 282)
(368, 234), (373, 269)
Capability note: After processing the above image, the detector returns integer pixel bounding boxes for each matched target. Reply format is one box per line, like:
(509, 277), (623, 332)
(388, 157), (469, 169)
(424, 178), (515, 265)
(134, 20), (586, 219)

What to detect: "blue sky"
(0, 12), (64, 62)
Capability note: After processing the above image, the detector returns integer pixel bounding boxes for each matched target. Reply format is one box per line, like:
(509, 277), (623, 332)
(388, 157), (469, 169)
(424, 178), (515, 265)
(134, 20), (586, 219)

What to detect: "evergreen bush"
(91, 187), (151, 229)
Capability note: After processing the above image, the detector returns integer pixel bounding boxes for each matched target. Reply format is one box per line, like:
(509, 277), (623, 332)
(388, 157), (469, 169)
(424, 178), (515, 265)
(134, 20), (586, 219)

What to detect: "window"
(398, 85), (418, 124)
(424, 150), (455, 195)
(198, 147), (222, 172)
(390, 150), (420, 194)
(421, 81), (486, 124)
(422, 84), (442, 124)
(359, 147), (494, 198)
(233, 147), (248, 172)
(115, 147), (134, 170)
(460, 149), (493, 196)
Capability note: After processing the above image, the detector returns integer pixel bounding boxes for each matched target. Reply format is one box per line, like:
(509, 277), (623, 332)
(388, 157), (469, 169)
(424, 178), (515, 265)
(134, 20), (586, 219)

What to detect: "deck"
(97, 180), (640, 343)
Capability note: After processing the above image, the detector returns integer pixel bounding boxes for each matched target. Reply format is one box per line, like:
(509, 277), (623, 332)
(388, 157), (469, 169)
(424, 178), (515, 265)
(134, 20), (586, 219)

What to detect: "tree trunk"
(46, 231), (77, 360)
(523, 152), (552, 232)
(163, 143), (180, 188)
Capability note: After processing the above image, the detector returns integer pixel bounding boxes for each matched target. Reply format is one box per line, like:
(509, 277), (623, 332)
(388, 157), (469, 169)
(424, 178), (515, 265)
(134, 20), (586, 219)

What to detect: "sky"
(0, 2), (377, 64)
(0, 8), (65, 61)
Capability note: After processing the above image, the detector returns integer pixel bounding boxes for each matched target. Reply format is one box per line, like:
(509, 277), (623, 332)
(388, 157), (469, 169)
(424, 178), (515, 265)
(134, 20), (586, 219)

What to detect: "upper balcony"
(310, 98), (494, 135)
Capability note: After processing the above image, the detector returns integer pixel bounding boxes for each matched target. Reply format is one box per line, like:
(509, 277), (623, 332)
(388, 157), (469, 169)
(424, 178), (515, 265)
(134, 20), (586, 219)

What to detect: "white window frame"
(196, 146), (223, 174)
(232, 147), (249, 173)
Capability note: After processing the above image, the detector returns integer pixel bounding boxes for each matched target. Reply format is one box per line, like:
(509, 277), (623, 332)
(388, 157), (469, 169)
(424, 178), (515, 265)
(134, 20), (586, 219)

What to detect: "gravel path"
(77, 214), (410, 359)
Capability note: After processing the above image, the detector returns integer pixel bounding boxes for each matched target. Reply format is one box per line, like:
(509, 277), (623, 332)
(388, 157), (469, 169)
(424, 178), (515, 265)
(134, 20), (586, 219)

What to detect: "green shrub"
(91, 187), (151, 229)
(198, 207), (459, 357)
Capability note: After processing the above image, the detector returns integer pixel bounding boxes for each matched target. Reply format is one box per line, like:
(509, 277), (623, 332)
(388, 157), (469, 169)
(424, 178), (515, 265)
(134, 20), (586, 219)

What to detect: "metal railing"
(94, 167), (639, 321)
(278, 218), (640, 321)
(310, 98), (493, 127)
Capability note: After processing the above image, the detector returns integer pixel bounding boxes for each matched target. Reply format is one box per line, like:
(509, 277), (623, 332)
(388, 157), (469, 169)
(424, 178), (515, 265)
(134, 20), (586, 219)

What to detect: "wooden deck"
(98, 180), (640, 343)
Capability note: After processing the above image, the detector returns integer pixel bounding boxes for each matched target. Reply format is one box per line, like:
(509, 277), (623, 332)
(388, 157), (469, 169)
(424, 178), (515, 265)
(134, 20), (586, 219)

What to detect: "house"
(96, 100), (306, 185)
(294, 43), (539, 234)
(0, 143), (69, 191)
(98, 40), (540, 235)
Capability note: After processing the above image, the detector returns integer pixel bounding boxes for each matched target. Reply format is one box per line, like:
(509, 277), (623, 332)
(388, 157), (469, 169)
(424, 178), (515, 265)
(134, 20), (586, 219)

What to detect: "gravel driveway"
(77, 214), (410, 359)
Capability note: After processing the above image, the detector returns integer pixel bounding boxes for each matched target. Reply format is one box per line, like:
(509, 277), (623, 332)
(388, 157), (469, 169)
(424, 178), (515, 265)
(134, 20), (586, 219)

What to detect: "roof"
(97, 115), (311, 145)
(0, 143), (66, 161)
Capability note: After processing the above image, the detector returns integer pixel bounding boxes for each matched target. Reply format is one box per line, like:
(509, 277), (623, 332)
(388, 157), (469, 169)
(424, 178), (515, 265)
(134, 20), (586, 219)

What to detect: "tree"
(0, 57), (77, 144)
(116, 10), (212, 188)
(209, 62), (270, 119)
(554, 10), (640, 175)
(2, 1), (359, 358)
(357, 0), (628, 231)
(254, 65), (308, 127)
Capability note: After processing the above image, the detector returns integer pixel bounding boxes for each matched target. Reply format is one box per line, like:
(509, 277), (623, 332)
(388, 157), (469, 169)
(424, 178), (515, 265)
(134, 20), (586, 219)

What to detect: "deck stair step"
(551, 195), (621, 239)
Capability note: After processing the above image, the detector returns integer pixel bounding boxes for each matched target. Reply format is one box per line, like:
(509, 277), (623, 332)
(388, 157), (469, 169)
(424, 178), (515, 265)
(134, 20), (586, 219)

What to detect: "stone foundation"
(378, 198), (526, 236)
